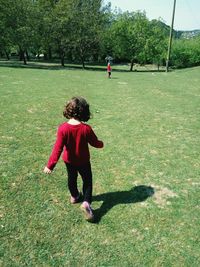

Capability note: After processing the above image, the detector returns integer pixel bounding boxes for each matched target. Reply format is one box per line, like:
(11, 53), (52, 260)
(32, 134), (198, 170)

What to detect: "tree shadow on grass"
(0, 61), (126, 72)
(0, 61), (166, 72)
(92, 185), (154, 223)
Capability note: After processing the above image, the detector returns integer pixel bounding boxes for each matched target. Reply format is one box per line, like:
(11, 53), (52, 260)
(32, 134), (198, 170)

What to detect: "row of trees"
(171, 37), (200, 68)
(103, 12), (169, 70)
(0, 0), (200, 69)
(0, 0), (104, 67)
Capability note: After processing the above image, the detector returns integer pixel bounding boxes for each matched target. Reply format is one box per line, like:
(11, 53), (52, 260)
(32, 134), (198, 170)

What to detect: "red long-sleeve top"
(47, 122), (103, 170)
(107, 64), (111, 72)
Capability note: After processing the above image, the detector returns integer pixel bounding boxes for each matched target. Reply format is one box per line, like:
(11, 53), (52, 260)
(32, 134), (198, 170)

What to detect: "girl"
(44, 97), (104, 222)
(107, 62), (111, 78)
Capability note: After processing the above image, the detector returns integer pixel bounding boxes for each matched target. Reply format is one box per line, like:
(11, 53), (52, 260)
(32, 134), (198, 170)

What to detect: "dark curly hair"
(63, 96), (91, 122)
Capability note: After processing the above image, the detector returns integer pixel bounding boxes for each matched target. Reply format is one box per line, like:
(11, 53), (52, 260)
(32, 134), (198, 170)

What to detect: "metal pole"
(166, 0), (176, 72)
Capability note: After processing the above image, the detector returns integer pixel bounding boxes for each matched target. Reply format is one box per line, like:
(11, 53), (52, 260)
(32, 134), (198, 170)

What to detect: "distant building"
(181, 30), (200, 39)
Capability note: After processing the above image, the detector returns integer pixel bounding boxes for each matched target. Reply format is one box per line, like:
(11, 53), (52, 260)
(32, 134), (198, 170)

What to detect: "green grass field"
(0, 62), (200, 266)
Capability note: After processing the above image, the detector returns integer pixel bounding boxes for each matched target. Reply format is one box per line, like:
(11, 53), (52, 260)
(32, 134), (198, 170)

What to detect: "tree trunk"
(23, 52), (27, 65)
(48, 47), (52, 60)
(19, 49), (23, 61)
(82, 60), (85, 69)
(25, 50), (29, 61)
(44, 53), (48, 60)
(19, 48), (27, 64)
(5, 51), (10, 60)
(81, 56), (85, 69)
(37, 51), (40, 59)
(130, 59), (134, 71)
(61, 56), (65, 67)
(60, 49), (65, 67)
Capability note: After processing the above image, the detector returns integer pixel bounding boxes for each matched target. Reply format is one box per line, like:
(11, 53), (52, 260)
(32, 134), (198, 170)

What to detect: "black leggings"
(65, 162), (93, 204)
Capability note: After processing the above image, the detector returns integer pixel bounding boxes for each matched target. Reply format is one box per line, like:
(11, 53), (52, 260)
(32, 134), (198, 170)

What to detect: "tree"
(35, 0), (59, 60)
(109, 11), (151, 70)
(0, 0), (14, 59)
(108, 12), (131, 62)
(171, 36), (200, 68)
(146, 20), (168, 70)
(50, 0), (75, 66)
(70, 0), (104, 68)
(98, 1), (114, 61)
(128, 11), (152, 70)
(2, 0), (37, 64)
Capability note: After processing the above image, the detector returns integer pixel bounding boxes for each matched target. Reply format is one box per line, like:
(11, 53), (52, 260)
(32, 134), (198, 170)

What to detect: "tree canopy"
(0, 0), (199, 68)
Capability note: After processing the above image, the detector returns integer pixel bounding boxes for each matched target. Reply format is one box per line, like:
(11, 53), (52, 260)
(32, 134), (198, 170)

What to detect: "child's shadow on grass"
(93, 185), (154, 223)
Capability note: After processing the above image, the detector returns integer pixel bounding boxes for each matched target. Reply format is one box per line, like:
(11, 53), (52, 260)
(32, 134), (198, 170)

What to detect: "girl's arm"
(44, 126), (65, 172)
(44, 166), (52, 174)
(87, 126), (104, 148)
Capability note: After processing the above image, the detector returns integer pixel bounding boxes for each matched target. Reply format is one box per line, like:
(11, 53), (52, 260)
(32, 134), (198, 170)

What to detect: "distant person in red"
(107, 62), (111, 78)
(43, 97), (104, 222)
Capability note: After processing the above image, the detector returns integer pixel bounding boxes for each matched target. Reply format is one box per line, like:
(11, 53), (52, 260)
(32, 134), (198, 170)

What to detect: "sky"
(106, 0), (200, 31)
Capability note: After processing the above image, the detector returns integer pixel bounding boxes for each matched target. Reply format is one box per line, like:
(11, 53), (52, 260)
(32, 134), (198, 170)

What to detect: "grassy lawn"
(0, 62), (200, 266)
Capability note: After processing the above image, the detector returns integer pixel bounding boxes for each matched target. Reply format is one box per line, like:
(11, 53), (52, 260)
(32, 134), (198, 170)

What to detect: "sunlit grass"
(0, 62), (200, 266)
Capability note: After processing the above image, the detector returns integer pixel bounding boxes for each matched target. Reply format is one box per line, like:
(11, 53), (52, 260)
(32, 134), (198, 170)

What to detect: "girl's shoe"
(80, 201), (94, 222)
(70, 193), (81, 204)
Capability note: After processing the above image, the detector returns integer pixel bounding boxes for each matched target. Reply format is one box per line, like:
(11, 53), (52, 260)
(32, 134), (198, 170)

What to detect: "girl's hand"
(43, 166), (52, 174)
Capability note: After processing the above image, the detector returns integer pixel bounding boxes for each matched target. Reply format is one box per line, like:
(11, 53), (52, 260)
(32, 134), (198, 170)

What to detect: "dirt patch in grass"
(151, 185), (178, 207)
